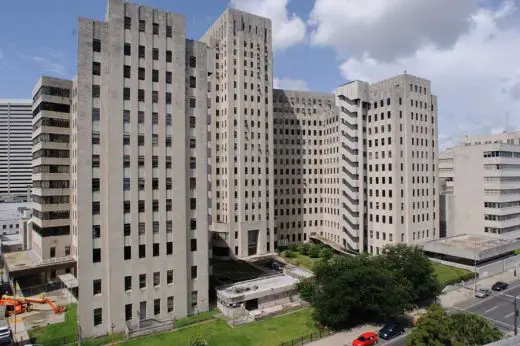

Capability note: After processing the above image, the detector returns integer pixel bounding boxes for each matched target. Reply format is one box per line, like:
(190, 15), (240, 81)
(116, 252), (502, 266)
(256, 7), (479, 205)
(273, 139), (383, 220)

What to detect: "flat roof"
(423, 234), (520, 261)
(3, 250), (75, 274)
(217, 274), (298, 302)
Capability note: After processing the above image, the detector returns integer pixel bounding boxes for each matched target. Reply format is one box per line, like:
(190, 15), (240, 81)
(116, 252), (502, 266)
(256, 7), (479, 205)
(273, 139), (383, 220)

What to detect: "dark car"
(492, 281), (508, 291)
(378, 321), (405, 340)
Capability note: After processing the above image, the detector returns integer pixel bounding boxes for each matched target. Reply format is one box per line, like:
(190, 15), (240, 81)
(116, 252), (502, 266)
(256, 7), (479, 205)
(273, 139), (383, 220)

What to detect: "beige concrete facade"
(201, 10), (275, 258)
(440, 131), (520, 239)
(30, 76), (73, 275)
(70, 0), (210, 337)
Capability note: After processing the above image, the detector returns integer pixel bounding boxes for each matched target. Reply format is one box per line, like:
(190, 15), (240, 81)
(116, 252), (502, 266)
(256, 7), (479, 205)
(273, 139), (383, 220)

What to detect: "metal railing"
(279, 329), (332, 346)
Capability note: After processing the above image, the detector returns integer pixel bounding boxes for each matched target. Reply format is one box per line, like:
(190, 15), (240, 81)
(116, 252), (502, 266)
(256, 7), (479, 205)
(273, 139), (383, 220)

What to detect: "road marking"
(455, 282), (520, 311)
(485, 306), (498, 313)
(505, 312), (515, 319)
(452, 306), (515, 329)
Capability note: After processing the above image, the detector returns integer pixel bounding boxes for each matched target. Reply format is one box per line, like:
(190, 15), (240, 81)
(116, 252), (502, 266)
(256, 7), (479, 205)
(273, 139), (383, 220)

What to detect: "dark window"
(166, 25), (172, 37)
(92, 202), (100, 215)
(125, 304), (132, 321)
(124, 276), (132, 291)
(191, 266), (197, 279)
(138, 89), (145, 102)
(152, 91), (159, 103)
(139, 244), (146, 258)
(92, 178), (100, 191)
(166, 242), (173, 255)
(123, 65), (131, 78)
(93, 248), (101, 263)
(152, 69), (159, 82)
(190, 198), (196, 210)
(166, 71), (172, 84)
(92, 155), (100, 167)
(166, 51), (172, 62)
(189, 76), (196, 88)
(191, 239), (197, 251)
(153, 23), (159, 35)
(153, 48), (159, 60)
(124, 224), (131, 236)
(124, 246), (131, 260)
(190, 219), (197, 230)
(93, 62), (101, 76)
(93, 279), (102, 295)
(93, 39), (101, 52)
(154, 298), (160, 315)
(166, 93), (172, 104)
(139, 46), (145, 58)
(139, 20), (145, 32)
(153, 243), (159, 257)
(124, 16), (131, 29)
(139, 274), (146, 288)
(124, 43), (131, 56)
(167, 270), (173, 284)
(124, 201), (131, 213)
(94, 308), (102, 326)
(92, 108), (100, 121)
(92, 225), (101, 239)
(138, 67), (145, 80)
(123, 87), (130, 100)
(189, 56), (196, 68)
(189, 98), (196, 108)
(50, 247), (56, 258)
(92, 85), (100, 98)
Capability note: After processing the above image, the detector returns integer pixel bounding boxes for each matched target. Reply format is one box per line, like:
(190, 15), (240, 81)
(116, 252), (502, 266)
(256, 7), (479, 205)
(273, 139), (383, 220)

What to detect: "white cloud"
(273, 77), (309, 90)
(332, 1), (520, 148)
(29, 53), (68, 77)
(230, 0), (306, 50)
(309, 0), (478, 62)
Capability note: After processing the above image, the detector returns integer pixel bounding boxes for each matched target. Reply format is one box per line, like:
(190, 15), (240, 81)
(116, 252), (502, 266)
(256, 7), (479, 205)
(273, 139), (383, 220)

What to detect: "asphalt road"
(452, 279), (520, 333)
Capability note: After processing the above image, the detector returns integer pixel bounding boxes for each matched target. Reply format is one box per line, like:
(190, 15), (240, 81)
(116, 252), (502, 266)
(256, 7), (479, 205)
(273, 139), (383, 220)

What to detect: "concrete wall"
(430, 255), (520, 278)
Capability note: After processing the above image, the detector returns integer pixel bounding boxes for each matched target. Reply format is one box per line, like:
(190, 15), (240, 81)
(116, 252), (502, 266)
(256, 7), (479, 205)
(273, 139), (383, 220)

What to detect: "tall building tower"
(201, 10), (275, 258)
(31, 76), (73, 275)
(0, 99), (33, 200)
(70, 0), (211, 337)
(336, 74), (439, 254)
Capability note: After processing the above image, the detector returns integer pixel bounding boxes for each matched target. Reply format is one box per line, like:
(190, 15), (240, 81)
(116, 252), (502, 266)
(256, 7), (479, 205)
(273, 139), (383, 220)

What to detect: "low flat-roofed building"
(423, 234), (520, 277)
(216, 271), (311, 323)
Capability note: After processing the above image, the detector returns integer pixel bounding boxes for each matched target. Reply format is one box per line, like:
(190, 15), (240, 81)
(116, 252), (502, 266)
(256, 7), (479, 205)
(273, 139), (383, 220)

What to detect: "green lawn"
(432, 262), (474, 286)
(281, 253), (321, 271)
(123, 308), (318, 346)
(175, 309), (218, 328)
(515, 248), (520, 255)
(28, 304), (78, 344)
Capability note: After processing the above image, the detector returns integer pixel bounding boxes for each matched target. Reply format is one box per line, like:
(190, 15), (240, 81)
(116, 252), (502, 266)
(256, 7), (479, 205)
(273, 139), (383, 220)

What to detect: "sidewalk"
(307, 324), (380, 346)
(440, 268), (520, 308)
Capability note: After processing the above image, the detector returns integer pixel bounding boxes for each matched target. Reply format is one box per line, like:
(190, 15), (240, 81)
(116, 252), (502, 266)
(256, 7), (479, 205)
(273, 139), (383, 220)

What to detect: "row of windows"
(33, 117), (69, 131)
(91, 219), (197, 239)
(32, 102), (70, 118)
(484, 151), (520, 158)
(484, 201), (520, 208)
(32, 85), (70, 102)
(122, 18), (176, 40)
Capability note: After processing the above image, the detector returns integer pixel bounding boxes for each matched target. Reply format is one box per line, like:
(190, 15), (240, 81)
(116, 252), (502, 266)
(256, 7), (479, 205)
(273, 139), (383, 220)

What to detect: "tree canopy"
(405, 304), (502, 346)
(298, 244), (442, 329)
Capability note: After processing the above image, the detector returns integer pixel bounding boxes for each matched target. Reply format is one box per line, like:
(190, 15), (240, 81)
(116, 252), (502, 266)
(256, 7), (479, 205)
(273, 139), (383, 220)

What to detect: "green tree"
(308, 245), (321, 258)
(381, 244), (441, 304)
(296, 278), (315, 302)
(310, 255), (410, 329)
(405, 304), (502, 346)
(318, 247), (334, 260)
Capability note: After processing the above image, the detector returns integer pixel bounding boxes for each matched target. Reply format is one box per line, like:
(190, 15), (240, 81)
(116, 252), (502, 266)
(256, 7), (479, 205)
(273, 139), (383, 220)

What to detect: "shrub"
(288, 244), (299, 252)
(283, 250), (297, 258)
(319, 247), (334, 260)
(308, 245), (321, 258)
(298, 243), (313, 255)
(297, 279), (316, 302)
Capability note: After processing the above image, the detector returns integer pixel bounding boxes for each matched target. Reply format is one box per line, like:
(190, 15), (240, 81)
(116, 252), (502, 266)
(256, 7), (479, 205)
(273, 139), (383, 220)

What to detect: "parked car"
(378, 321), (405, 340)
(492, 281), (509, 291)
(475, 288), (491, 298)
(352, 331), (379, 346)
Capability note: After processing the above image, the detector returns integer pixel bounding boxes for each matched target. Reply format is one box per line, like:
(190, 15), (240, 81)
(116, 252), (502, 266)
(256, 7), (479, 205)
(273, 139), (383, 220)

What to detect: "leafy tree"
(308, 245), (322, 258)
(405, 304), (502, 346)
(298, 243), (313, 255)
(309, 255), (411, 329)
(318, 247), (334, 260)
(381, 244), (441, 304)
(282, 250), (296, 258)
(297, 278), (315, 302)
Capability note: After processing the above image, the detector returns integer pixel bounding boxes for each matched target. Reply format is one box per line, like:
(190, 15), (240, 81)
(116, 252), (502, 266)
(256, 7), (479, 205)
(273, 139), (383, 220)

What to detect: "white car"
(475, 288), (491, 298)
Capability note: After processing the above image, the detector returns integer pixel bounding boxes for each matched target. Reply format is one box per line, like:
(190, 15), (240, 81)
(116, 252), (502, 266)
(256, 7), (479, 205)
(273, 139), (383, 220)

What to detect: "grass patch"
(282, 253), (321, 271)
(123, 308), (318, 346)
(175, 309), (218, 328)
(515, 248), (520, 255)
(28, 304), (78, 345)
(82, 333), (125, 346)
(432, 262), (475, 287)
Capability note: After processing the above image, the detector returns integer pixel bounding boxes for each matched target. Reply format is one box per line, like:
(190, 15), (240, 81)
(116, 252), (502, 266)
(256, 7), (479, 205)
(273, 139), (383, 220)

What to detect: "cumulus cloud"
(309, 0), (478, 62)
(330, 1), (520, 148)
(273, 77), (309, 91)
(230, 0), (306, 50)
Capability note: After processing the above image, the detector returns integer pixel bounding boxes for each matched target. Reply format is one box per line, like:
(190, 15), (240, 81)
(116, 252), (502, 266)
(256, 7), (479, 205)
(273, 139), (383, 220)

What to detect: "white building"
(201, 9), (275, 258)
(440, 131), (520, 239)
(70, 0), (211, 337)
(0, 99), (33, 200)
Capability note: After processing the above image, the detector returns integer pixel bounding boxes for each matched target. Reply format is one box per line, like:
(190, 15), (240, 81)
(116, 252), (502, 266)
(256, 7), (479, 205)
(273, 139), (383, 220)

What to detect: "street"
(307, 325), (409, 346)
(452, 279), (520, 333)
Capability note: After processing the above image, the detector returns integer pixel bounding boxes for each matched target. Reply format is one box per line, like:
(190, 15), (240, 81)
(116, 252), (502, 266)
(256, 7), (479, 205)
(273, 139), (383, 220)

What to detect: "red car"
(352, 331), (379, 346)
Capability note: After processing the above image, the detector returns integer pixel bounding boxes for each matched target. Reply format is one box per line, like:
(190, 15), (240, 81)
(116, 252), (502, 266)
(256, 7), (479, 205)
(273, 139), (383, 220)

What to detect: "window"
(139, 244), (145, 258)
(189, 76), (196, 88)
(153, 243), (159, 257)
(139, 45), (145, 58)
(153, 48), (159, 60)
(166, 50), (172, 62)
(123, 87), (130, 100)
(152, 91), (159, 103)
(125, 304), (132, 321)
(65, 246), (71, 256)
(93, 248), (101, 263)
(124, 276), (132, 291)
(167, 270), (173, 284)
(190, 239), (197, 251)
(92, 155), (100, 167)
(93, 39), (101, 52)
(166, 71), (172, 84)
(139, 20), (145, 32)
(166, 241), (173, 255)
(124, 246), (131, 260)
(139, 274), (146, 289)
(92, 225), (101, 239)
(93, 62), (101, 75)
(166, 25), (172, 37)
(153, 272), (160, 286)
(138, 67), (145, 80)
(92, 108), (100, 121)
(138, 89), (145, 102)
(189, 56), (196, 68)
(191, 266), (197, 279)
(94, 308), (102, 326)
(124, 43), (131, 56)
(167, 296), (174, 312)
(50, 247), (56, 258)
(124, 16), (131, 29)
(92, 85), (100, 98)
(166, 92), (172, 104)
(153, 23), (159, 35)
(152, 69), (159, 82)
(92, 202), (100, 214)
(189, 98), (196, 108)
(154, 298), (160, 315)
(93, 279), (101, 295)
(190, 198), (196, 209)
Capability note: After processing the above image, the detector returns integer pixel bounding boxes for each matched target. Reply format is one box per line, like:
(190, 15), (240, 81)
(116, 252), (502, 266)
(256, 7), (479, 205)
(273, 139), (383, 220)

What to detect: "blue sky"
(0, 0), (341, 99)
(1, 0), (519, 147)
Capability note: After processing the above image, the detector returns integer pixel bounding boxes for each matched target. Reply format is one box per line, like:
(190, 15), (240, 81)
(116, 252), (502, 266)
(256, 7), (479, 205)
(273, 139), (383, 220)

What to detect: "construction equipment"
(1, 295), (66, 315)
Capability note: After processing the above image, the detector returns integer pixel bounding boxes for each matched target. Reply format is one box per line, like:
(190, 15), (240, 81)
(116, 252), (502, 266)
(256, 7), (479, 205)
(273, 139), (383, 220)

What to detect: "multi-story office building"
(31, 76), (74, 277)
(201, 10), (275, 258)
(70, 0), (211, 337)
(273, 90), (339, 247)
(440, 131), (520, 239)
(270, 74), (439, 254)
(0, 99), (33, 200)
